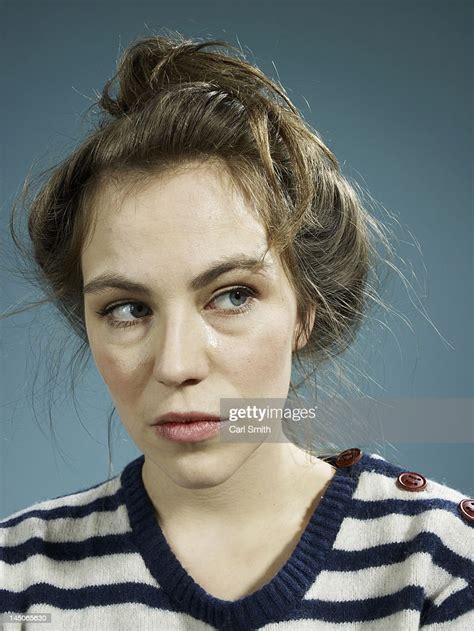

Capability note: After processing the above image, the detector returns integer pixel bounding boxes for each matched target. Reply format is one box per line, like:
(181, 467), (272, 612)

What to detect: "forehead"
(81, 163), (271, 278)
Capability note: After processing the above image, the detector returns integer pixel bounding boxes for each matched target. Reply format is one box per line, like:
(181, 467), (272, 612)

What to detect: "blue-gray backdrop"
(1, 0), (472, 518)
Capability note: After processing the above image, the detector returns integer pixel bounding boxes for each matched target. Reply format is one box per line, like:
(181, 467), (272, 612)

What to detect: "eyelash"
(95, 286), (258, 329)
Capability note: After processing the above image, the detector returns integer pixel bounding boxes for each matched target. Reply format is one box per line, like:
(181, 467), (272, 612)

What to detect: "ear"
(293, 303), (316, 352)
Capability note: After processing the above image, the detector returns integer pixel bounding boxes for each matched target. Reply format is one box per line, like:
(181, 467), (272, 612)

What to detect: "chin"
(162, 452), (243, 489)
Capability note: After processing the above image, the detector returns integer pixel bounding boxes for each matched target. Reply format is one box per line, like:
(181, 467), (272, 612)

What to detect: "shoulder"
(329, 448), (473, 563)
(356, 451), (472, 519)
(347, 451), (473, 591)
(331, 449), (473, 626)
(0, 472), (123, 550)
(353, 451), (473, 535)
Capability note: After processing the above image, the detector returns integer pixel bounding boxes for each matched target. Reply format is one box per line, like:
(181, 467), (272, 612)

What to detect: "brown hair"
(3, 30), (406, 470)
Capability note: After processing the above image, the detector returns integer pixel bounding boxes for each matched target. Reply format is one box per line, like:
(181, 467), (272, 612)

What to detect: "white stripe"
(0, 503), (130, 547)
(367, 453), (387, 461)
(0, 476), (122, 525)
(4, 607), (472, 631)
(420, 609), (474, 630)
(304, 552), (467, 604)
(16, 603), (216, 631)
(334, 510), (473, 558)
(260, 609), (421, 629)
(353, 470), (466, 503)
(1, 552), (157, 592)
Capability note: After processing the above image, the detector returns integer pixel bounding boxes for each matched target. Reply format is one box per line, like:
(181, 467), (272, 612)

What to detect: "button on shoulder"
(396, 471), (427, 492)
(458, 498), (474, 523)
(335, 448), (362, 468)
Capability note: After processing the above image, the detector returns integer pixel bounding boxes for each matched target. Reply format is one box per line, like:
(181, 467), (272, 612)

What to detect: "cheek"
(91, 345), (146, 397)
(226, 312), (294, 386)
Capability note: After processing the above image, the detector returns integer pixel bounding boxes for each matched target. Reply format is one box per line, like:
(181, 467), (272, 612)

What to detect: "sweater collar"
(121, 451), (363, 631)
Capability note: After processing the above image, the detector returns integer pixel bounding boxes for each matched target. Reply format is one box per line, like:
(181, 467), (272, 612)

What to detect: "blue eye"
(96, 303), (151, 329)
(210, 287), (256, 313)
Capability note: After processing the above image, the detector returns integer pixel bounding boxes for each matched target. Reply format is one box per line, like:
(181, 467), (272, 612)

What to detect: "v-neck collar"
(121, 452), (362, 631)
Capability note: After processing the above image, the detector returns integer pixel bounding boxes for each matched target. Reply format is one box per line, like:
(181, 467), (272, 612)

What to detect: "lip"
(153, 419), (229, 443)
(152, 411), (224, 425)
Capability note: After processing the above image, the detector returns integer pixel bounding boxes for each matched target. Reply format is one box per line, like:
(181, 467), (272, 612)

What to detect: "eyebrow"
(83, 254), (272, 296)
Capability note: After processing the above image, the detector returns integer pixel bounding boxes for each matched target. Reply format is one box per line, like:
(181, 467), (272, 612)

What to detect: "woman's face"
(82, 161), (314, 488)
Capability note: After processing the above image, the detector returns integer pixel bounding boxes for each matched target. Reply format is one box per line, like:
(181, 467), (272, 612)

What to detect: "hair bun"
(97, 34), (255, 118)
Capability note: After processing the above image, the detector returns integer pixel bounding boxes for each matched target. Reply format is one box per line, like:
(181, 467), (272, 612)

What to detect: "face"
(82, 161), (314, 489)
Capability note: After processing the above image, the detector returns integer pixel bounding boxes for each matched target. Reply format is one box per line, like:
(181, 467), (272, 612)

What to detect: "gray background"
(1, 0), (472, 518)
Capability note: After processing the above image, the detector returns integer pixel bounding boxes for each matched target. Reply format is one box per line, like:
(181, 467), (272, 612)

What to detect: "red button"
(458, 499), (474, 523)
(335, 448), (362, 468)
(397, 471), (427, 492)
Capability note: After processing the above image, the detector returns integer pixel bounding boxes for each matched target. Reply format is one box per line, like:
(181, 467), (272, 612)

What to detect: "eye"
(95, 302), (151, 329)
(208, 286), (257, 315)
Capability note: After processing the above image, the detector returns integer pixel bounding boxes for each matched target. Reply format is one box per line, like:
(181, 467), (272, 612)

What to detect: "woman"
(0, 33), (472, 630)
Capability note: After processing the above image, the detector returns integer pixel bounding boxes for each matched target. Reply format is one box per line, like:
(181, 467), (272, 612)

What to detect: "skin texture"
(81, 161), (336, 595)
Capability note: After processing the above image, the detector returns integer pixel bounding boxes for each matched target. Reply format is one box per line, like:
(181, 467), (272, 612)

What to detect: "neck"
(141, 438), (336, 533)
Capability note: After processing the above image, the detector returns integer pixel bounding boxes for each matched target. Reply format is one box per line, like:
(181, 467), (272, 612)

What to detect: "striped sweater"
(0, 451), (473, 630)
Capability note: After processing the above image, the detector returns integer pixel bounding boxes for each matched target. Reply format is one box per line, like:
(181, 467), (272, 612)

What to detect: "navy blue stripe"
(0, 489), (123, 528)
(327, 531), (471, 579)
(0, 534), (135, 564)
(278, 585), (424, 623)
(421, 586), (474, 624)
(0, 582), (175, 614)
(346, 497), (463, 520)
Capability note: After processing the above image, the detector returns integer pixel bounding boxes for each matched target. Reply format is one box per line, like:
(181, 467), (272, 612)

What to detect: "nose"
(151, 310), (210, 387)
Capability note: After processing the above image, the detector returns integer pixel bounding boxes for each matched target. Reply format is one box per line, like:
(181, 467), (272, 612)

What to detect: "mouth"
(152, 416), (230, 443)
(152, 411), (224, 426)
